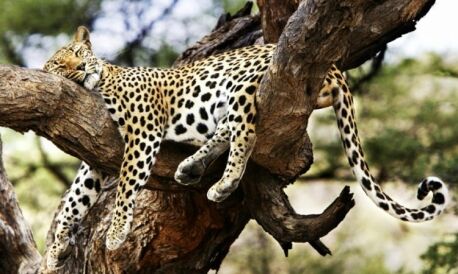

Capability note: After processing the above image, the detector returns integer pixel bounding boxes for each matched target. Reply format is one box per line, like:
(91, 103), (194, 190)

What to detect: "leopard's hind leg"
(207, 84), (257, 202)
(47, 162), (103, 270)
(175, 115), (230, 185)
(192, 74), (334, 201)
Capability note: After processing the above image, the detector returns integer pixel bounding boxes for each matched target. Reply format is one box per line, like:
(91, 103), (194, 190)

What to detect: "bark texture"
(0, 136), (42, 274)
(257, 0), (301, 43)
(0, 0), (435, 273)
(253, 0), (436, 177)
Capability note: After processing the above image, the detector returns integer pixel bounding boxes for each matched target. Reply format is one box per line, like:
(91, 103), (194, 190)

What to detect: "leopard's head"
(43, 26), (95, 83)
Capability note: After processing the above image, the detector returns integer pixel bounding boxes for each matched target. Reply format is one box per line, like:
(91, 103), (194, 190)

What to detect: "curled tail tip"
(377, 176), (449, 223)
(417, 175), (447, 199)
(425, 176), (444, 183)
(416, 176), (449, 211)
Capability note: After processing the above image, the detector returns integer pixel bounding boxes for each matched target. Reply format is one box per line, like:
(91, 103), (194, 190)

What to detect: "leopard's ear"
(73, 26), (91, 47)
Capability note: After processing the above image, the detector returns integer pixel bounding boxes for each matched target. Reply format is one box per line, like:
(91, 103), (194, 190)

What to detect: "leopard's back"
(162, 44), (275, 145)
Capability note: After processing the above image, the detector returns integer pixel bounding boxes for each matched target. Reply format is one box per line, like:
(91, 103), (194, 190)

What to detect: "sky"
(388, 0), (458, 59)
(90, 0), (217, 58)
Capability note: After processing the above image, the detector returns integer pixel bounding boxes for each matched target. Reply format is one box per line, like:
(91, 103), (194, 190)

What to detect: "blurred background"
(0, 0), (457, 273)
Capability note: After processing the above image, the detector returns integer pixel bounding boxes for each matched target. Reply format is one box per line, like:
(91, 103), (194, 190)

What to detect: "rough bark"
(0, 0), (435, 273)
(253, 0), (436, 177)
(257, 0), (301, 43)
(0, 136), (42, 273)
(257, 0), (435, 70)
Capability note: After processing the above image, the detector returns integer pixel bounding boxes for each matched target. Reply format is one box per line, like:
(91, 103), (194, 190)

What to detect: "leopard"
(43, 26), (449, 269)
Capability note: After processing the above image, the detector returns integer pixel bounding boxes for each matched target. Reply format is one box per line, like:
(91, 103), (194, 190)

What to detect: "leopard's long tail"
(332, 79), (449, 222)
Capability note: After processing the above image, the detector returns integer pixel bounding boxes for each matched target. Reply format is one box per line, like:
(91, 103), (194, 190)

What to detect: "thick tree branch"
(0, 136), (41, 273)
(0, 66), (123, 172)
(257, 0), (435, 70)
(257, 0), (301, 43)
(253, 0), (436, 178)
(242, 164), (354, 256)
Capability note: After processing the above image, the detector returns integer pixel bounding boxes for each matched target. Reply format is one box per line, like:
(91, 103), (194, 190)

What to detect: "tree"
(0, 0), (437, 272)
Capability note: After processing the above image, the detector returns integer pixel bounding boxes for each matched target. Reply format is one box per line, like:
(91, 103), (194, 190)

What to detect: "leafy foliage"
(421, 233), (458, 274)
(0, 0), (101, 35)
(0, 0), (102, 65)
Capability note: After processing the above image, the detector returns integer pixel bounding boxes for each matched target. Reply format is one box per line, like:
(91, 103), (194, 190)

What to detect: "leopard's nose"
(76, 62), (86, 70)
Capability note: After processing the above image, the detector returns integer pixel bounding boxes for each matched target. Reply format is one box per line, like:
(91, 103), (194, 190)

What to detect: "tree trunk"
(0, 0), (435, 273)
(0, 136), (42, 274)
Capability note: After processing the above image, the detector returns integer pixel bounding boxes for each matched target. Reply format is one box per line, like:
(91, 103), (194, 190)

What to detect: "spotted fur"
(43, 26), (448, 269)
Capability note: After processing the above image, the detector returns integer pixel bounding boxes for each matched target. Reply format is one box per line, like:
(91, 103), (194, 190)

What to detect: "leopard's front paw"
(83, 73), (100, 90)
(207, 178), (239, 202)
(47, 238), (72, 270)
(105, 220), (131, 250)
(174, 158), (206, 185)
(83, 60), (102, 90)
(94, 61), (103, 75)
(85, 58), (103, 74)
